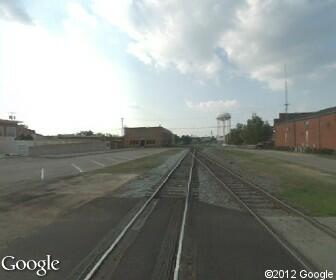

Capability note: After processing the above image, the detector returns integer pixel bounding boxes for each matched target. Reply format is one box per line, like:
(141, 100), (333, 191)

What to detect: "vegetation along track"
(195, 149), (336, 273)
(196, 150), (336, 240)
(78, 149), (195, 280)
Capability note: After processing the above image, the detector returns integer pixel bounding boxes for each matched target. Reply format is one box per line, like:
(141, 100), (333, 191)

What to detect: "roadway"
(0, 148), (170, 187)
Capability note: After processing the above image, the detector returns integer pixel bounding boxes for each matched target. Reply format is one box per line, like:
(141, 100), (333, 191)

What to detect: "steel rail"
(199, 151), (336, 240)
(196, 155), (315, 273)
(82, 150), (190, 280)
(173, 152), (195, 280)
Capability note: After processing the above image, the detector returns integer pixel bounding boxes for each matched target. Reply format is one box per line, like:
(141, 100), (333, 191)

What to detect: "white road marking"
(71, 163), (83, 173)
(41, 168), (45, 180)
(91, 160), (105, 167)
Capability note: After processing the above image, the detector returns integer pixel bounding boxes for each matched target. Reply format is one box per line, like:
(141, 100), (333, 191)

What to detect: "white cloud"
(0, 0), (32, 24)
(92, 0), (336, 90)
(221, 0), (336, 90)
(186, 99), (238, 112)
(92, 0), (243, 80)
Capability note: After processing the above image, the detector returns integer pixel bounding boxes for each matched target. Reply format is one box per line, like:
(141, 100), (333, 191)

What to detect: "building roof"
(124, 126), (173, 134)
(274, 106), (336, 124)
(0, 119), (21, 125)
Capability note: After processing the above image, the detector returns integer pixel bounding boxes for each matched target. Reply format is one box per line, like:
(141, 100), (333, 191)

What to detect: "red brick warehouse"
(274, 106), (336, 151)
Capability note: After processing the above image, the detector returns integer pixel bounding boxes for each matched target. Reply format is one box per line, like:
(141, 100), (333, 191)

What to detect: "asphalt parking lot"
(0, 148), (170, 186)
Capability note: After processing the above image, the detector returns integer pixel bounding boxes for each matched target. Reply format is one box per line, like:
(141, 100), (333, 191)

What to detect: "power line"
(109, 125), (240, 132)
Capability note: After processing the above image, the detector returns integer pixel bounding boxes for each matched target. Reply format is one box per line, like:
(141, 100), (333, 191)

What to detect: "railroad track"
(194, 150), (336, 273)
(75, 150), (194, 280)
(196, 150), (336, 240)
(69, 148), (334, 279)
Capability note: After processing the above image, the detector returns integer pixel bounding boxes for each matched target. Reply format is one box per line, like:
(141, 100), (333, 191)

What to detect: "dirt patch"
(112, 150), (188, 198)
(0, 149), (187, 252)
(283, 163), (335, 180)
(0, 173), (135, 251)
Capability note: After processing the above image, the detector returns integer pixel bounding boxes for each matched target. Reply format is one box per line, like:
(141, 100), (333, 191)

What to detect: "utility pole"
(8, 112), (16, 120)
(121, 117), (124, 136)
(284, 64), (289, 113)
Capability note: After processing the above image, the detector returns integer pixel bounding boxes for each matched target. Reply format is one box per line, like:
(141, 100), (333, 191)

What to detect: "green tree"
(228, 123), (244, 145)
(181, 135), (192, 145)
(77, 130), (94, 136)
(228, 115), (273, 145)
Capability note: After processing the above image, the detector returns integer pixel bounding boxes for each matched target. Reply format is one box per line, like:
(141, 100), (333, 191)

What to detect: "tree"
(228, 115), (273, 145)
(77, 130), (94, 136)
(180, 135), (192, 145)
(228, 123), (244, 145)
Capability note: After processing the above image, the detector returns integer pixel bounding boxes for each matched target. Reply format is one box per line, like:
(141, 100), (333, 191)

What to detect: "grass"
(208, 147), (336, 216)
(92, 148), (183, 175)
(315, 153), (336, 160)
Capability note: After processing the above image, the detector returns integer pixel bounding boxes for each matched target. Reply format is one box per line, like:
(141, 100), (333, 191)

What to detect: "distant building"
(0, 119), (35, 155)
(0, 119), (35, 138)
(57, 134), (123, 149)
(274, 106), (336, 150)
(124, 126), (174, 148)
(0, 119), (19, 137)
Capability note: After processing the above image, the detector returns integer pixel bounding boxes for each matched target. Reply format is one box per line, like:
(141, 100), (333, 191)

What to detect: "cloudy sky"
(1, 0), (336, 136)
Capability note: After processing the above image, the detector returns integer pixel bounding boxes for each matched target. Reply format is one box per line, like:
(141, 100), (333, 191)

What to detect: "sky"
(1, 0), (336, 136)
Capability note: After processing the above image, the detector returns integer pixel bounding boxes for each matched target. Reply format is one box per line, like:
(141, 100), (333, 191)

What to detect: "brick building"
(274, 106), (336, 150)
(124, 126), (174, 148)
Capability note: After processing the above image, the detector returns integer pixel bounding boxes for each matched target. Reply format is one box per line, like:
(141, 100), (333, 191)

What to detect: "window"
(0, 126), (4, 136)
(146, 140), (155, 144)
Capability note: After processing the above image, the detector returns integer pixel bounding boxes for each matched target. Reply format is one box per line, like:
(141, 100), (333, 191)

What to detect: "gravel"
(203, 147), (281, 194)
(197, 163), (241, 211)
(112, 149), (188, 198)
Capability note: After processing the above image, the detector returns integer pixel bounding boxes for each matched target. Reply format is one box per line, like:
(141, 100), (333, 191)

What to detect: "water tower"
(216, 113), (231, 143)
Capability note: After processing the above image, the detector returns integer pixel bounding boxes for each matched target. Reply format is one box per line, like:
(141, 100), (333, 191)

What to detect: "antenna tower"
(284, 64), (289, 113)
